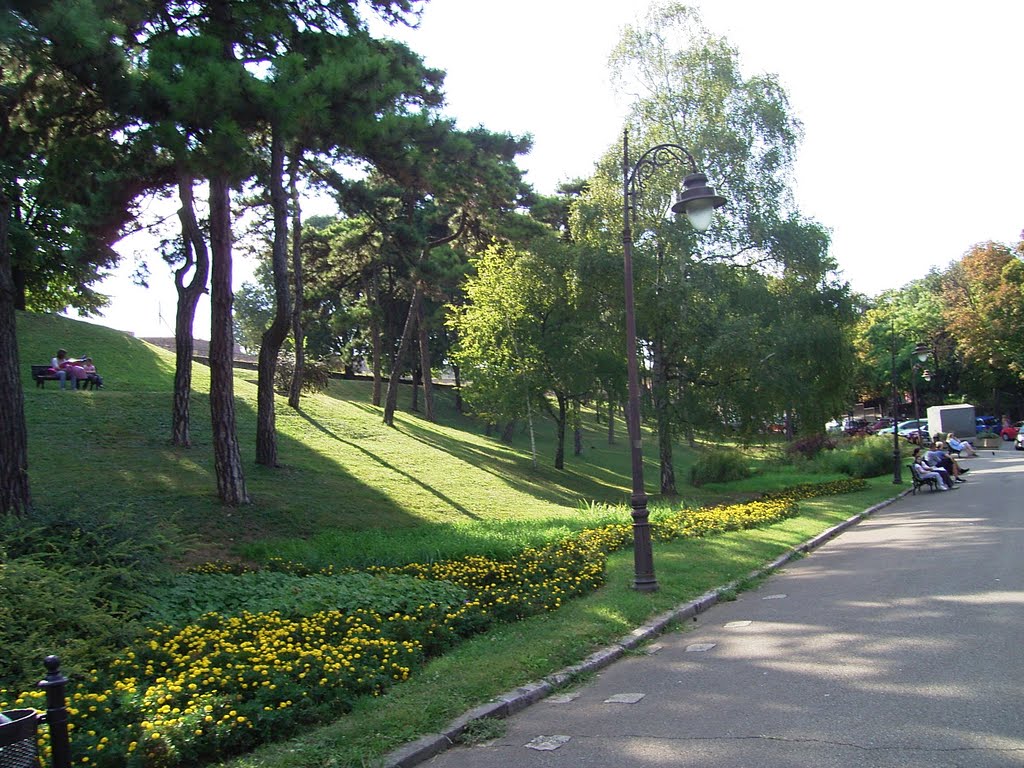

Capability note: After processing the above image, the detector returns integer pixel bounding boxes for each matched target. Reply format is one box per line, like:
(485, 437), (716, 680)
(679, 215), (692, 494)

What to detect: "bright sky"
(71, 0), (1024, 340)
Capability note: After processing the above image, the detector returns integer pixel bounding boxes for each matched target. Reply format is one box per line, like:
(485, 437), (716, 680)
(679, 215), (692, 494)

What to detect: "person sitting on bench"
(945, 433), (977, 457)
(82, 357), (103, 389)
(912, 448), (952, 489)
(925, 443), (968, 482)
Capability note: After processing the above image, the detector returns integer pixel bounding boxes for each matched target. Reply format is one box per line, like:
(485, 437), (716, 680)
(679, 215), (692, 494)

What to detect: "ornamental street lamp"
(911, 343), (931, 442)
(621, 129), (727, 592)
(891, 317), (901, 484)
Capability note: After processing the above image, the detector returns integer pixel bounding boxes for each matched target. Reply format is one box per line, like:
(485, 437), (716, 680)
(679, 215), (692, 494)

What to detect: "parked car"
(976, 415), (999, 434)
(1001, 421), (1024, 441)
(842, 418), (870, 436)
(865, 417), (894, 434)
(898, 419), (928, 439)
(1016, 430), (1024, 451)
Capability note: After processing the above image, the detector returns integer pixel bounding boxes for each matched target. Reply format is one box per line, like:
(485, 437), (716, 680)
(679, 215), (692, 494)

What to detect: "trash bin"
(0, 708), (41, 768)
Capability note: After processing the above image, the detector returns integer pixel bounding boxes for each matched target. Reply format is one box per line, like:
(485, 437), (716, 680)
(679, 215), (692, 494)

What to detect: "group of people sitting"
(49, 348), (104, 390)
(911, 435), (974, 491)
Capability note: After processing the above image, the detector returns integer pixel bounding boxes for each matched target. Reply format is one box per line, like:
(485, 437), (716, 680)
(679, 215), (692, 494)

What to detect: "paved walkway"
(412, 449), (1024, 768)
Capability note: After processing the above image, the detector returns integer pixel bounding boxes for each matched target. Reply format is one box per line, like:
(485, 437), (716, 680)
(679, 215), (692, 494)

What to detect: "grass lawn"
(13, 310), (904, 767)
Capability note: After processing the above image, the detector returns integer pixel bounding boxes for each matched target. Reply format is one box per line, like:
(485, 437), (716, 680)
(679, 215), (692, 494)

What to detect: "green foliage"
(273, 353), (331, 394)
(0, 507), (177, 690)
(688, 450), (753, 487)
(814, 436), (896, 479)
(143, 571), (470, 627)
(785, 433), (836, 460)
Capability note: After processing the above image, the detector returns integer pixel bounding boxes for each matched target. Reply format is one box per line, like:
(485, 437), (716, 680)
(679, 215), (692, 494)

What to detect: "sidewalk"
(399, 451), (1024, 768)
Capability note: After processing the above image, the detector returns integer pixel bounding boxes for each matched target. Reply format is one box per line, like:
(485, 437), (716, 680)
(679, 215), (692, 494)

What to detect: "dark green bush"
(818, 435), (895, 478)
(274, 354), (331, 394)
(142, 570), (470, 626)
(785, 433), (836, 459)
(0, 509), (178, 689)
(688, 450), (753, 487)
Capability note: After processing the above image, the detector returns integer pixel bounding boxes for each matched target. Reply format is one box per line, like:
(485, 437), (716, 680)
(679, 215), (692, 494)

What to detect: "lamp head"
(672, 172), (727, 232)
(913, 343), (930, 363)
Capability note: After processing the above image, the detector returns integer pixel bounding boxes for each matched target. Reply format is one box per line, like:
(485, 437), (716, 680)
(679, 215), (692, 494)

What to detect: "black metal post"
(891, 318), (902, 484)
(619, 131), (725, 592)
(912, 365), (921, 431)
(38, 656), (71, 768)
(622, 130), (657, 592)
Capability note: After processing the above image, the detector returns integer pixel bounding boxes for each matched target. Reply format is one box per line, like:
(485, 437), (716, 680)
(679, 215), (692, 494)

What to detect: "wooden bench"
(31, 364), (64, 388)
(30, 365), (96, 389)
(908, 463), (939, 494)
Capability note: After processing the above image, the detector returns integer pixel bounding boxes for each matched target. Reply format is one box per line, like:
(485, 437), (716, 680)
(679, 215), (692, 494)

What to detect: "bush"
(688, 450), (753, 487)
(785, 433), (836, 460)
(0, 509), (177, 690)
(817, 435), (895, 478)
(142, 571), (470, 627)
(274, 354), (331, 394)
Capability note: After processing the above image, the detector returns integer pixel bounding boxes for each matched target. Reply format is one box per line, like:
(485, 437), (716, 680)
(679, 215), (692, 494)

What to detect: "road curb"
(381, 489), (909, 768)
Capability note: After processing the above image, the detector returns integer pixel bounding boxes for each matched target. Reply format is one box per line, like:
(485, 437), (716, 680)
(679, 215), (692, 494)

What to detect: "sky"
(68, 0), (1024, 339)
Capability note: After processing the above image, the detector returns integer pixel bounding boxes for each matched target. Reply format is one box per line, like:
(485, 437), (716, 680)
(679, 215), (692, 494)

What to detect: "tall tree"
(574, 2), (836, 490)
(449, 239), (607, 469)
(171, 170), (211, 448)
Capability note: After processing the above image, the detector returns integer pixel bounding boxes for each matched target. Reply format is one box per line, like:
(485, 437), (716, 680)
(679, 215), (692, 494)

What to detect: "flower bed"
(1, 479), (865, 767)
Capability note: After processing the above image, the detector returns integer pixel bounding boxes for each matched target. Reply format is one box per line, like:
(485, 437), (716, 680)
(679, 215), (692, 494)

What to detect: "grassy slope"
(19, 311), (740, 564)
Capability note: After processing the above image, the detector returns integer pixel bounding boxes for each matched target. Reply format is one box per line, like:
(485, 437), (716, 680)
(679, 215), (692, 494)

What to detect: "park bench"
(908, 463), (939, 494)
(31, 365), (64, 388)
(30, 365), (98, 390)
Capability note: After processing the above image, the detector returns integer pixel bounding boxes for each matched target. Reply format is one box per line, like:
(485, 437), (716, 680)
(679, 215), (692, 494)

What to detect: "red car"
(1000, 421), (1024, 440)
(865, 418), (894, 434)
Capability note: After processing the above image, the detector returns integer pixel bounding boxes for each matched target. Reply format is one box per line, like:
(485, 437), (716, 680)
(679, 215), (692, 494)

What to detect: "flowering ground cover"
(1, 479), (864, 767)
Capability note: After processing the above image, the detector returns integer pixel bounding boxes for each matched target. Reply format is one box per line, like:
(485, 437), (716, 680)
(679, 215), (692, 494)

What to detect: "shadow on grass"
(392, 416), (634, 508)
(296, 408), (483, 521)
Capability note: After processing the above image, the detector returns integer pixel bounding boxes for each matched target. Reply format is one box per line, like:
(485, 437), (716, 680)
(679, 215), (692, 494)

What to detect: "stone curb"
(380, 489), (909, 768)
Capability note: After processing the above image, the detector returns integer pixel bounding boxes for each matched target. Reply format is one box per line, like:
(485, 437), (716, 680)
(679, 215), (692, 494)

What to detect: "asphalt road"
(419, 449), (1024, 768)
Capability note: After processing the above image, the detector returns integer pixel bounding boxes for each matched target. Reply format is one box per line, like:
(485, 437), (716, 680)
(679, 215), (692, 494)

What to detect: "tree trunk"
(554, 392), (567, 470)
(208, 174), (249, 505)
(573, 399), (582, 456)
(172, 170), (210, 448)
(607, 397), (616, 445)
(384, 214), (466, 426)
(383, 282), (421, 426)
(410, 365), (420, 412)
(256, 129), (292, 467)
(652, 338), (676, 495)
(287, 147), (305, 411)
(0, 192), (31, 516)
(371, 311), (383, 407)
(417, 300), (435, 421)
(453, 364), (463, 413)
(501, 420), (516, 443)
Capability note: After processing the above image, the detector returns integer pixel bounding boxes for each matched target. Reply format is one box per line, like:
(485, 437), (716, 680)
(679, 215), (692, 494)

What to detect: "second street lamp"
(621, 129), (726, 592)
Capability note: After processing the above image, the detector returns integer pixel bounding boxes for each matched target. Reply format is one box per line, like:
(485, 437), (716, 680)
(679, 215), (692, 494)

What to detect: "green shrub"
(274, 354), (331, 394)
(142, 571), (471, 626)
(817, 435), (895, 478)
(688, 450), (753, 487)
(785, 433), (836, 460)
(0, 509), (178, 689)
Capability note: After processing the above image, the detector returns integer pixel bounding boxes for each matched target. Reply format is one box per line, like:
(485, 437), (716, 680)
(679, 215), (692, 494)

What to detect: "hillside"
(17, 311), (663, 564)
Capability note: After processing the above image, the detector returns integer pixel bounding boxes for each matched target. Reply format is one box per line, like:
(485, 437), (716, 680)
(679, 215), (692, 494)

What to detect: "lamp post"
(891, 317), (901, 484)
(911, 342), (931, 442)
(621, 129), (726, 592)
